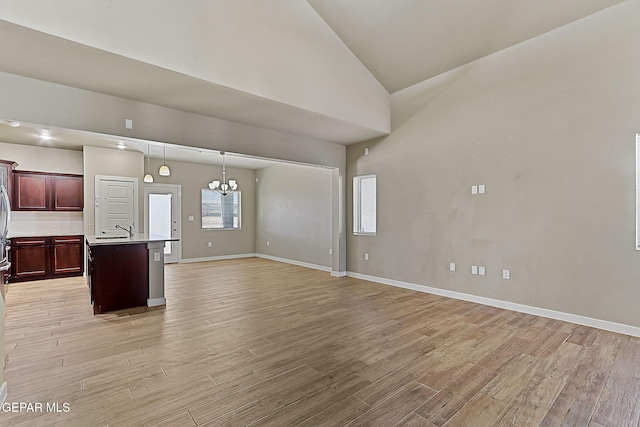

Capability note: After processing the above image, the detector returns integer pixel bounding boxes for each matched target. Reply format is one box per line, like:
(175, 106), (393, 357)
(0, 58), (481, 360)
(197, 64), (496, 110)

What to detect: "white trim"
(147, 297), (166, 307)
(0, 381), (7, 405)
(180, 253), (256, 263)
(347, 271), (640, 338)
(256, 254), (331, 273)
(331, 271), (347, 277)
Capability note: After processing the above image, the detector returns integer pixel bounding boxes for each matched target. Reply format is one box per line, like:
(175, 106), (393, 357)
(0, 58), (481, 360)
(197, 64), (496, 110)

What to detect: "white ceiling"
(0, 1), (625, 148)
(307, 0), (626, 93)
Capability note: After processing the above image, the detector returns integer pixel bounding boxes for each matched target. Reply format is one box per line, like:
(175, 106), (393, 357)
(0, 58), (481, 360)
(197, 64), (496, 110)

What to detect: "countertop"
(8, 232), (84, 238)
(85, 234), (179, 246)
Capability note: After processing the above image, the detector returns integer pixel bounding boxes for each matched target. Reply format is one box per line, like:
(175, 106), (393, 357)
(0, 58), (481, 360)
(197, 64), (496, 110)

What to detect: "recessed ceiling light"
(116, 142), (126, 149)
(8, 121), (20, 128)
(40, 133), (52, 140)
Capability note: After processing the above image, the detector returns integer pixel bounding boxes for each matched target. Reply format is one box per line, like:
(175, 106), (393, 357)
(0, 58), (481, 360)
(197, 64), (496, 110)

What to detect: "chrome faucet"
(115, 224), (134, 238)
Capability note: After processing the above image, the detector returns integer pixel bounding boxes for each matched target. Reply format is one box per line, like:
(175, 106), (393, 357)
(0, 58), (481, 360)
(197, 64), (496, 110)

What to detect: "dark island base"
(87, 243), (149, 314)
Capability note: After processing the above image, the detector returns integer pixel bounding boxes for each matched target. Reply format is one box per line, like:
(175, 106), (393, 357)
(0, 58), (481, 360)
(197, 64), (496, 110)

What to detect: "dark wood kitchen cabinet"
(0, 159), (16, 198)
(10, 235), (84, 282)
(52, 236), (83, 276)
(52, 175), (84, 211)
(10, 237), (48, 281)
(13, 171), (83, 211)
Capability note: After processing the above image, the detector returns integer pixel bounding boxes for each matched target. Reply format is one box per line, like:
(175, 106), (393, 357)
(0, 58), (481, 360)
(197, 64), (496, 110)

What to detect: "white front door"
(96, 176), (137, 236)
(144, 184), (181, 263)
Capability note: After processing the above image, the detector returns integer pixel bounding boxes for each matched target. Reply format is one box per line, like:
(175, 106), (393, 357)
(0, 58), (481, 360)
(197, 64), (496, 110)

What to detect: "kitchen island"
(85, 234), (178, 314)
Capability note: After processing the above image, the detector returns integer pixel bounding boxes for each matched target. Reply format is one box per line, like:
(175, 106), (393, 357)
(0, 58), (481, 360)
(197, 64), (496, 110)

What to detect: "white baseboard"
(331, 271), (347, 277)
(147, 298), (166, 307)
(347, 271), (640, 338)
(256, 254), (331, 273)
(180, 253), (257, 263)
(0, 381), (6, 405)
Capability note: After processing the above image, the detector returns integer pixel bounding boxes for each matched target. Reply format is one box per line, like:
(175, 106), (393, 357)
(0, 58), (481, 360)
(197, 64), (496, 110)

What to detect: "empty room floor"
(2, 258), (639, 426)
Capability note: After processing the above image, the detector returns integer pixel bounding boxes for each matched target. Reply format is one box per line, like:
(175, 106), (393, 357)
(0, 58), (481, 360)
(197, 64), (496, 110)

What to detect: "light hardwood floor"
(2, 258), (639, 426)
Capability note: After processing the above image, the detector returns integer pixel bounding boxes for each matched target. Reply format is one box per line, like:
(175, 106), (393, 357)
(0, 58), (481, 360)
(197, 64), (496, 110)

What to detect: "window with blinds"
(636, 134), (640, 250)
(353, 174), (376, 235)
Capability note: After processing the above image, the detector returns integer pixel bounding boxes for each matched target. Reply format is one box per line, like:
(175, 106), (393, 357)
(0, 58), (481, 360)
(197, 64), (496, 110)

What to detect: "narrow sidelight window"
(353, 174), (376, 235)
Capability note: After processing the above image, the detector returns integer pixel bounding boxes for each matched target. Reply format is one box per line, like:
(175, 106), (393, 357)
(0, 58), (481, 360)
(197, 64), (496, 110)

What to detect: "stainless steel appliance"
(0, 184), (10, 264)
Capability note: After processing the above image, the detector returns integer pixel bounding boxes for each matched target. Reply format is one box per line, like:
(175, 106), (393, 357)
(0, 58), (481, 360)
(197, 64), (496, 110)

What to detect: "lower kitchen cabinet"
(10, 235), (84, 282)
(52, 236), (83, 276)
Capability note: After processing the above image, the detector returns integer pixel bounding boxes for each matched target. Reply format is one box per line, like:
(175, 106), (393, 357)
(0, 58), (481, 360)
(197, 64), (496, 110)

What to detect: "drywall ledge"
(347, 272), (640, 338)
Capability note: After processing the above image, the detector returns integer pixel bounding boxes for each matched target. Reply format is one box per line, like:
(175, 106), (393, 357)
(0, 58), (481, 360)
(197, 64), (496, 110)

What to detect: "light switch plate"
(471, 265), (478, 275)
(153, 252), (161, 262)
(188, 215), (194, 222)
(449, 262), (456, 272)
(471, 185), (478, 194)
(479, 185), (485, 194)
(125, 118), (133, 129)
(479, 266), (486, 276)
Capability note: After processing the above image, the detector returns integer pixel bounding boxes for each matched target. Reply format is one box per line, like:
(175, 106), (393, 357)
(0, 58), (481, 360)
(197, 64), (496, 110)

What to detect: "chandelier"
(208, 151), (238, 195)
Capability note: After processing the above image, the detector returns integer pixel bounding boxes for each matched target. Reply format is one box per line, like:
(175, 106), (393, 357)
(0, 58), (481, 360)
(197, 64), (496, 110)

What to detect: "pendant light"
(143, 144), (154, 183)
(158, 146), (171, 176)
(208, 151), (238, 195)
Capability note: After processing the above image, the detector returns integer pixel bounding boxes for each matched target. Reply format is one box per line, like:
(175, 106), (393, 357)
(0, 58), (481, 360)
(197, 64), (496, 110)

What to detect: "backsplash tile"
(9, 211), (84, 237)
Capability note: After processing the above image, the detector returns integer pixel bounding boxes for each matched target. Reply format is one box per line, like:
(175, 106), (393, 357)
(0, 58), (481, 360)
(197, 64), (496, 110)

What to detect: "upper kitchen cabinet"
(14, 171), (50, 210)
(13, 171), (83, 211)
(52, 175), (83, 211)
(0, 159), (17, 197)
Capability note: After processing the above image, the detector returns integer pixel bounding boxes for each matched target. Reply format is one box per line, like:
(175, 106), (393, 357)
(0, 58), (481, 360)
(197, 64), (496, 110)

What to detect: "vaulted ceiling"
(0, 0), (627, 148)
(307, 0), (626, 93)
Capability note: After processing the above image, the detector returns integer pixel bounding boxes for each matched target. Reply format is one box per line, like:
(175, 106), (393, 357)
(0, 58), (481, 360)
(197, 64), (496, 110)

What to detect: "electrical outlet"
(449, 262), (456, 272)
(471, 265), (478, 275)
(208, 242), (212, 247)
(364, 253), (369, 261)
(125, 118), (133, 129)
(479, 266), (486, 276)
(479, 184), (485, 194)
(503, 269), (510, 279)
(188, 215), (194, 222)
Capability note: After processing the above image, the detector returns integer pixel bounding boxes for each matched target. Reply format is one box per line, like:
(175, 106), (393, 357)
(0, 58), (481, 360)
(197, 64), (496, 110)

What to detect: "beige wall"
(83, 146), (144, 235)
(256, 163), (332, 268)
(347, 1), (640, 327)
(147, 158), (256, 260)
(0, 141), (83, 174)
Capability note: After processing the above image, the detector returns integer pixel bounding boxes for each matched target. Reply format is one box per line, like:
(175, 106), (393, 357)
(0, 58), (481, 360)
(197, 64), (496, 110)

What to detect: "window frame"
(353, 174), (377, 236)
(201, 189), (242, 231)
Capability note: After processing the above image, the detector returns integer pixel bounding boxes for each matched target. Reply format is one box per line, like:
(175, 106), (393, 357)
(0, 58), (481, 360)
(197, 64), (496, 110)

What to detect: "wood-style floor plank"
(1, 257), (638, 426)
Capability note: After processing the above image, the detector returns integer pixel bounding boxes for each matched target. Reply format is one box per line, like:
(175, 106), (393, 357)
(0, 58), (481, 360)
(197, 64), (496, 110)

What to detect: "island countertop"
(85, 234), (179, 246)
